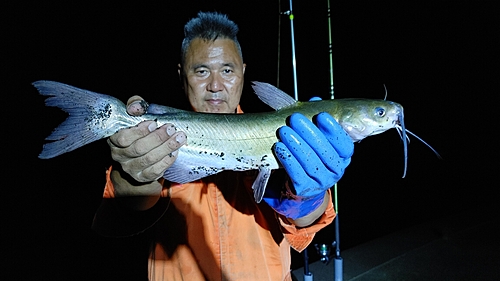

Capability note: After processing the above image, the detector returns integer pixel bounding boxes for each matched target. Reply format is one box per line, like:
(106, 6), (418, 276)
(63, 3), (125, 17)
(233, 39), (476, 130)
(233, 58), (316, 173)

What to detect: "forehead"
(184, 38), (242, 66)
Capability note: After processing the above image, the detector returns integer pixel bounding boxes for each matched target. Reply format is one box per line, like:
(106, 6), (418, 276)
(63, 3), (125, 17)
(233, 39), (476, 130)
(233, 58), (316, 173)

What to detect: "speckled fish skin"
(153, 98), (403, 183)
(35, 80), (403, 192)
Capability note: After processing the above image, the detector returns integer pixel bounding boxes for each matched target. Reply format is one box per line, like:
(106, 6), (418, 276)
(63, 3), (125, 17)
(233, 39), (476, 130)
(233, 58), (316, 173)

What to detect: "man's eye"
(196, 70), (208, 75)
(222, 69), (233, 74)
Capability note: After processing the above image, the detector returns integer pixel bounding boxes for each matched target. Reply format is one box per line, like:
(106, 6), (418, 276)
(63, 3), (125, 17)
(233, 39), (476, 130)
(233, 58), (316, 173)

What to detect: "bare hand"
(108, 96), (187, 182)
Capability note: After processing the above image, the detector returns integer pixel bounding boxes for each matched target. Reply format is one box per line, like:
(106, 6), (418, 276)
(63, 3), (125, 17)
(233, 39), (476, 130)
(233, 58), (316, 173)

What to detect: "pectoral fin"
(252, 166), (272, 203)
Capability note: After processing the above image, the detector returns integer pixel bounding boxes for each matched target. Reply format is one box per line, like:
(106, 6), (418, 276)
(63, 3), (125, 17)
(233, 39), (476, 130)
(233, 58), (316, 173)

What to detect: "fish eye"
(375, 107), (386, 117)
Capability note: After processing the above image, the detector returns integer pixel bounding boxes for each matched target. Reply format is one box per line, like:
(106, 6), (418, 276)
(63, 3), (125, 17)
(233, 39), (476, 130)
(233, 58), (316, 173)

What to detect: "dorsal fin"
(251, 81), (297, 110)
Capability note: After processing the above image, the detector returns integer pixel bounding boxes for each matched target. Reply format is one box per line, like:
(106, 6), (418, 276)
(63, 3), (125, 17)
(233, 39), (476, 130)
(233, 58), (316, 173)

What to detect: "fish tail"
(34, 80), (130, 159)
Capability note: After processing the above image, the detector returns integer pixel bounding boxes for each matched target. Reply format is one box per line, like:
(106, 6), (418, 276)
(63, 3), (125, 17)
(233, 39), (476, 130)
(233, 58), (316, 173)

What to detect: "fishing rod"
(279, 1), (342, 280)
(282, 1), (314, 280)
(328, 0), (343, 279)
(313, 1), (343, 280)
(281, 0), (299, 101)
(280, 1), (313, 280)
(319, 1), (344, 280)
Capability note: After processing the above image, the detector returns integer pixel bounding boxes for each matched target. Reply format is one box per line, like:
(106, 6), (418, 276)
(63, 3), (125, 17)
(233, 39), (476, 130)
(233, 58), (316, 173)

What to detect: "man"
(93, 12), (353, 281)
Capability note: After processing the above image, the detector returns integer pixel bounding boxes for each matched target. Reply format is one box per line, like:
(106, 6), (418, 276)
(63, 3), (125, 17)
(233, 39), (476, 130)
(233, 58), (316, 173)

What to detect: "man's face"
(180, 38), (246, 113)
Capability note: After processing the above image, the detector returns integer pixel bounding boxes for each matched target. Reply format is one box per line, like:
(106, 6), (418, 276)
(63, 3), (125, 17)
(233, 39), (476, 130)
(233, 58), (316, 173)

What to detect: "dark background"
(3, 1), (498, 280)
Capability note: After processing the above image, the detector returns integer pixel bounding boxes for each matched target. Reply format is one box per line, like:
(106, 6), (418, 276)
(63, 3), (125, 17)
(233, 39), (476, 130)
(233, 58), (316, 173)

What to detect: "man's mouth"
(206, 99), (224, 105)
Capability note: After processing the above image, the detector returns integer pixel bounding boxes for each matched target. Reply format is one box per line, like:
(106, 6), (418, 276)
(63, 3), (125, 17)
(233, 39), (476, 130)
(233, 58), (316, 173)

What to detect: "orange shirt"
(94, 167), (335, 281)
(93, 104), (336, 280)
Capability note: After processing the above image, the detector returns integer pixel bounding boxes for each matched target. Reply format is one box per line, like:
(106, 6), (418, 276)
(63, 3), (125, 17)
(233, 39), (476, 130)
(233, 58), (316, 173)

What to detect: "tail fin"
(34, 81), (129, 159)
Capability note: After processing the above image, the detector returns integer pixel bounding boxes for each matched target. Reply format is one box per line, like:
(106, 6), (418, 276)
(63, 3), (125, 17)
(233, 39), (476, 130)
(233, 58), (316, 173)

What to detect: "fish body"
(35, 81), (403, 201)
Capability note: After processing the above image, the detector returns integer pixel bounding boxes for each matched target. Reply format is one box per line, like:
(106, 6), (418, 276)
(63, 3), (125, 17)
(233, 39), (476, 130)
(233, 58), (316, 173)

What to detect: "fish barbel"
(35, 81), (412, 202)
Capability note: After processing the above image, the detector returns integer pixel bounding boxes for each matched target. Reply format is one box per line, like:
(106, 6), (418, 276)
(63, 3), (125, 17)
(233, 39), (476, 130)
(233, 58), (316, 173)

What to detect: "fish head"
(337, 99), (403, 142)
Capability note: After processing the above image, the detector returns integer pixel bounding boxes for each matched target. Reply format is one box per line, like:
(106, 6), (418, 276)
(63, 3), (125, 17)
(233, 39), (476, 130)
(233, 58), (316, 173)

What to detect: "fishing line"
(328, 1), (344, 280)
(277, 0), (282, 88)
(280, 1), (313, 279)
(279, 2), (343, 279)
(281, 0), (299, 100)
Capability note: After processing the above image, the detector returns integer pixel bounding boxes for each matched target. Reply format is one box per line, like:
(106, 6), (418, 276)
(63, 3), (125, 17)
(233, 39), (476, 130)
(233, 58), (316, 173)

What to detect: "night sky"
(3, 1), (498, 280)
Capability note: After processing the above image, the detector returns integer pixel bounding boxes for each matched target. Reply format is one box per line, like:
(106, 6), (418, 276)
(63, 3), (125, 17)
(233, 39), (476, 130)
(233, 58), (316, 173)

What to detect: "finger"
(111, 123), (178, 160)
(127, 101), (147, 116)
(288, 113), (341, 175)
(140, 150), (179, 181)
(277, 126), (336, 188)
(109, 120), (158, 148)
(126, 95), (147, 116)
(122, 124), (176, 158)
(273, 142), (310, 190)
(316, 112), (354, 159)
(124, 131), (186, 171)
(126, 95), (145, 107)
(122, 131), (186, 180)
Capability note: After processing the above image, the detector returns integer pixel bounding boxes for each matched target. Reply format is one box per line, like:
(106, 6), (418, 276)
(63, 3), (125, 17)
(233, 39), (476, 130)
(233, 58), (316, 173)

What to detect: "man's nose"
(207, 72), (224, 92)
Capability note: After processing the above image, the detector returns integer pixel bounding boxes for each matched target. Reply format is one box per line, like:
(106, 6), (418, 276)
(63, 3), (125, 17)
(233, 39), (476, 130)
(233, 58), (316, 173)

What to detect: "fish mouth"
(394, 118), (401, 127)
(397, 112), (408, 178)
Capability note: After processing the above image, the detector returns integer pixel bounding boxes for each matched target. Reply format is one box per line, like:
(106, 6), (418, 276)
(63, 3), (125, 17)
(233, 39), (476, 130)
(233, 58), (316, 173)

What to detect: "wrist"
(110, 167), (162, 196)
(114, 163), (155, 186)
(285, 192), (329, 227)
(110, 168), (163, 211)
(263, 184), (327, 221)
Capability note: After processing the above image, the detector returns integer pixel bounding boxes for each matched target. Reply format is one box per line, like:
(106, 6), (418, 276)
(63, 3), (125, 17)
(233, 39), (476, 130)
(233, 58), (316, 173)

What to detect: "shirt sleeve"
(102, 166), (116, 198)
(277, 189), (336, 252)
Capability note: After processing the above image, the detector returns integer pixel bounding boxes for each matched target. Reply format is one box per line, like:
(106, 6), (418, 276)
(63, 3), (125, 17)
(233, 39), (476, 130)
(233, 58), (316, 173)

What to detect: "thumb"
(126, 95), (148, 116)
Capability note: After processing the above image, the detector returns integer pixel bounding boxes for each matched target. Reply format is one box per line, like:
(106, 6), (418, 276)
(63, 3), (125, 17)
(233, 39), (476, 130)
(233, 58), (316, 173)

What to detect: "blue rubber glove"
(263, 112), (354, 220)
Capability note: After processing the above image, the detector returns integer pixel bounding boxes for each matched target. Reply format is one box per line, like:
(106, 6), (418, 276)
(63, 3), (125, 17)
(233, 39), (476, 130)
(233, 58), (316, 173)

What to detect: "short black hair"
(181, 11), (243, 66)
